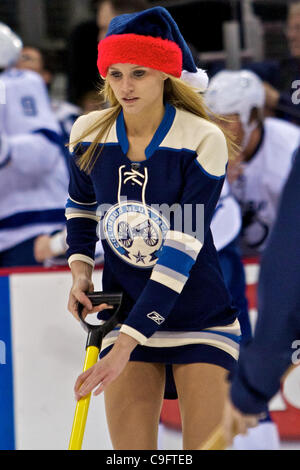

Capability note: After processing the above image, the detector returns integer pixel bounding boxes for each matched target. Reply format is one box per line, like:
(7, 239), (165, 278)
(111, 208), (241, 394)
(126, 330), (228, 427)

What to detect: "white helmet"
(0, 23), (23, 68)
(204, 69), (265, 130)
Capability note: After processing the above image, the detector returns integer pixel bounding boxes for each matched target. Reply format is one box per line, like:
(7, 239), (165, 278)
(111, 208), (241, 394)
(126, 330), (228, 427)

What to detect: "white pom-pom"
(180, 68), (209, 92)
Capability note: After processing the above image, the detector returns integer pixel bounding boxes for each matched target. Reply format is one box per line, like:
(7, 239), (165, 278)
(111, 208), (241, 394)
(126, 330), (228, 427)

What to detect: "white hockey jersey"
(231, 117), (300, 253)
(0, 68), (69, 252)
(211, 178), (242, 252)
(51, 99), (81, 145)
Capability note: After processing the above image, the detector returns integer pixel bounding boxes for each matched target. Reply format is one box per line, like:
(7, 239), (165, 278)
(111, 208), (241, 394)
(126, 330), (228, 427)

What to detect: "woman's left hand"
(74, 347), (130, 399)
(74, 333), (138, 399)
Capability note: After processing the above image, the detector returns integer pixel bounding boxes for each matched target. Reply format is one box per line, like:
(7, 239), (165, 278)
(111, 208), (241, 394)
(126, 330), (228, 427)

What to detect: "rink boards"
(0, 266), (113, 450)
(1, 262), (300, 450)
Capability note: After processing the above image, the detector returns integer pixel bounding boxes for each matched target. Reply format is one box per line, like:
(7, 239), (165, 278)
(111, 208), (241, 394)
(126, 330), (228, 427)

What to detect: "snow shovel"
(68, 291), (123, 450)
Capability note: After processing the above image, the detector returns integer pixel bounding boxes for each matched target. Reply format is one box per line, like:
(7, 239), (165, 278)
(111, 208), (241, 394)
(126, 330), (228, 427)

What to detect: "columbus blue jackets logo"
(103, 201), (169, 268)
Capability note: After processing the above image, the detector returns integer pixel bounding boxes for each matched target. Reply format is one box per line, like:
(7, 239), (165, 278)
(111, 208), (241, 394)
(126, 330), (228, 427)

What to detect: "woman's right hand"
(68, 275), (112, 321)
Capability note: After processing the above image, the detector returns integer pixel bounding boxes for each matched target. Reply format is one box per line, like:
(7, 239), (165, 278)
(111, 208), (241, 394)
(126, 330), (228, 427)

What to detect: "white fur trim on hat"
(180, 68), (209, 92)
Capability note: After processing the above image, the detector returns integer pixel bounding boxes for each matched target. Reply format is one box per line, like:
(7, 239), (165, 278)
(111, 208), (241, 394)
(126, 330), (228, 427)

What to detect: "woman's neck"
(123, 100), (165, 138)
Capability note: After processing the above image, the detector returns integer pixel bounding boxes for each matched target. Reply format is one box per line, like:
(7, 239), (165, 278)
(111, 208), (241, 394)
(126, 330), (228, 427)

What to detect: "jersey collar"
(116, 102), (176, 159)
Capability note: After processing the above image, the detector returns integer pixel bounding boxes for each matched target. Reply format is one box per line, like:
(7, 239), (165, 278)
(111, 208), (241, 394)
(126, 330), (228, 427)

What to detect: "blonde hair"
(70, 76), (239, 174)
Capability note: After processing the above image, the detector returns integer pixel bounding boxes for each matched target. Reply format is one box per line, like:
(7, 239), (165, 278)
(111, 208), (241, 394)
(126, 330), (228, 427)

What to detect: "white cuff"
(68, 253), (95, 268)
(119, 325), (148, 345)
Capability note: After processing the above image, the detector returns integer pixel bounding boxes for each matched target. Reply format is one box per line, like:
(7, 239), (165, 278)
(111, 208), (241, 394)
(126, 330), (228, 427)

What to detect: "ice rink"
(1, 264), (300, 451)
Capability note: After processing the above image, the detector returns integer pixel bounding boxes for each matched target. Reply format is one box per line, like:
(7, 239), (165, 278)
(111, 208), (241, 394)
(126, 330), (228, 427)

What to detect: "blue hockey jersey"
(230, 148), (300, 414)
(66, 103), (238, 345)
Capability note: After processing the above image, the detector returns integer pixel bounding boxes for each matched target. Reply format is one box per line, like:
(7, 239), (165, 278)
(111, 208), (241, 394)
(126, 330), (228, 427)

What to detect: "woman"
(66, 6), (241, 450)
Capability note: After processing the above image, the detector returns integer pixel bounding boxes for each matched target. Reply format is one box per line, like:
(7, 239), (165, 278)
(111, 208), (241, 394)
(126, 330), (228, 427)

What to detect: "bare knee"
(173, 363), (228, 449)
(104, 362), (166, 449)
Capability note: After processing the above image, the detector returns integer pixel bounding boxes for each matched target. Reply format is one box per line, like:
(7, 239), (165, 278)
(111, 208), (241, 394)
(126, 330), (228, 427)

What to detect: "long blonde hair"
(70, 76), (239, 174)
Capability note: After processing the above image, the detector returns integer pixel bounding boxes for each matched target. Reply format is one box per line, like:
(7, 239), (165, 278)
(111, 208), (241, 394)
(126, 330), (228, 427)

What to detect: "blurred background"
(1, 0), (300, 451)
(0, 0), (292, 104)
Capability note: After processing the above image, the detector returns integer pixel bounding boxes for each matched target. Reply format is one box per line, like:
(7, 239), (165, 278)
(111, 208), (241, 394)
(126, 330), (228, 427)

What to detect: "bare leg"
(104, 361), (166, 450)
(172, 363), (229, 450)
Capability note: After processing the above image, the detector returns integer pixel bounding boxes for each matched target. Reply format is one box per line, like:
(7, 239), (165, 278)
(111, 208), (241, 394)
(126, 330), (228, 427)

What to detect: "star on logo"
(149, 251), (158, 262)
(133, 250), (147, 264)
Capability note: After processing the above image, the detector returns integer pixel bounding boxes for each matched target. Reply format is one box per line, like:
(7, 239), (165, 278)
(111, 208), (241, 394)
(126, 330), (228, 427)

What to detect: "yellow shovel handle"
(199, 425), (227, 450)
(200, 420), (242, 450)
(68, 345), (100, 450)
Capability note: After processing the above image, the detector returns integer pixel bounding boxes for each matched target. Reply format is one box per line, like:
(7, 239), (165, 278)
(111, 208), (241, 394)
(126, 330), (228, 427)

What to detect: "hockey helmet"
(0, 23), (23, 68)
(204, 70), (265, 129)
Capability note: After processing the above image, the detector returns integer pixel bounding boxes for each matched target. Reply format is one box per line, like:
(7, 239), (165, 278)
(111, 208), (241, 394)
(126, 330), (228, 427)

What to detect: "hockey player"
(205, 69), (300, 257)
(0, 23), (69, 267)
(223, 147), (300, 446)
(211, 180), (252, 343)
(13, 45), (106, 266)
(205, 70), (294, 449)
(15, 46), (81, 145)
(66, 6), (243, 450)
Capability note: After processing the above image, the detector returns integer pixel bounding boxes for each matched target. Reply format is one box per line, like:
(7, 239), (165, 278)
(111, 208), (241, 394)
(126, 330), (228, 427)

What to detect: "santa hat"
(97, 6), (209, 92)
